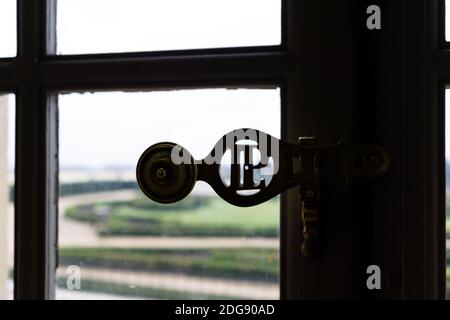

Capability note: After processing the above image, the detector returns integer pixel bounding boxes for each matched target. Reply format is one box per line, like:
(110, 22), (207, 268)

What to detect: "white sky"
(447, 0), (450, 41)
(0, 0), (16, 57)
(57, 0), (281, 54)
(59, 89), (280, 169)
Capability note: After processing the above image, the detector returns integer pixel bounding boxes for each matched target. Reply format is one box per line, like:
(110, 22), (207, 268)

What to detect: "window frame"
(436, 0), (450, 299)
(5, 0), (446, 301)
(0, 0), (300, 299)
(420, 0), (448, 298)
(373, 0), (446, 299)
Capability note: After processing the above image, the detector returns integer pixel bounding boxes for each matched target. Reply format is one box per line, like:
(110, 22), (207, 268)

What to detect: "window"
(1, 0), (309, 300)
(56, 0), (282, 55)
(0, 94), (15, 300)
(7, 0), (431, 301)
(56, 89), (281, 299)
(445, 89), (450, 299)
(443, 0), (450, 300)
(447, 0), (450, 41)
(0, 0), (16, 58)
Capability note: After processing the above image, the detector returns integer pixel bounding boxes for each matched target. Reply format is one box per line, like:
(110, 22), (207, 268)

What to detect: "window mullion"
(0, 61), (16, 88)
(39, 51), (288, 90)
(14, 0), (56, 300)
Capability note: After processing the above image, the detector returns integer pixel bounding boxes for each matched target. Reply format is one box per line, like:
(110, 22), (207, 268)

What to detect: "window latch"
(136, 128), (390, 257)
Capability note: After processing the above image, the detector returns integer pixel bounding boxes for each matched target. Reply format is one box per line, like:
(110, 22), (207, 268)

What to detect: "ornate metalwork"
(136, 128), (391, 257)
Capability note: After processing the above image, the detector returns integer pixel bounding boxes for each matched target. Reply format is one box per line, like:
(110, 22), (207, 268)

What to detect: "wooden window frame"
(2, 0), (446, 300)
(0, 0), (308, 300)
(371, 0), (446, 299)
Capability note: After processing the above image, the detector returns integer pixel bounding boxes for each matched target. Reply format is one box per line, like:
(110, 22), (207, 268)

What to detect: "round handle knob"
(136, 142), (197, 204)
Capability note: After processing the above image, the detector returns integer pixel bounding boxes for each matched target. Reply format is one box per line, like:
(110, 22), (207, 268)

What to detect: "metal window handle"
(136, 128), (391, 257)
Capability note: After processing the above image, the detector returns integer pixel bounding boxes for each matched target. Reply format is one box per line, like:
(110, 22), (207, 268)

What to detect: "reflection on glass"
(0, 0), (16, 58)
(57, 88), (280, 299)
(0, 94), (15, 300)
(56, 0), (281, 55)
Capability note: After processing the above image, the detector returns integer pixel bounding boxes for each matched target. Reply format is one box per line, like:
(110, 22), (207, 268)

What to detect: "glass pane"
(0, 0), (16, 58)
(56, 88), (280, 299)
(0, 94), (15, 300)
(447, 0), (450, 42)
(447, 89), (450, 299)
(56, 0), (282, 55)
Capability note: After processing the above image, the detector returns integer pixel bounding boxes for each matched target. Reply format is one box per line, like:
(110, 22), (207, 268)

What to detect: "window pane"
(447, 89), (450, 299)
(0, 0), (16, 58)
(0, 94), (15, 300)
(56, 0), (282, 55)
(447, 0), (450, 42)
(57, 88), (280, 300)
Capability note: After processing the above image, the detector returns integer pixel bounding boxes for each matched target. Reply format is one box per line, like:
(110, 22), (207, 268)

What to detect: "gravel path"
(56, 267), (278, 300)
(58, 190), (278, 249)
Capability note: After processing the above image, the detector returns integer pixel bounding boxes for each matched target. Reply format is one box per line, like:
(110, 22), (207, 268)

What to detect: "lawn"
(447, 264), (450, 297)
(61, 194), (279, 298)
(58, 247), (279, 282)
(66, 196), (279, 237)
(446, 192), (450, 238)
(447, 218), (450, 239)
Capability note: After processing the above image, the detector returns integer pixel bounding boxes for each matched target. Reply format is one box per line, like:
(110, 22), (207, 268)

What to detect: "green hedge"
(59, 181), (138, 197)
(65, 196), (279, 238)
(130, 196), (209, 211)
(59, 247), (279, 283)
(9, 180), (139, 201)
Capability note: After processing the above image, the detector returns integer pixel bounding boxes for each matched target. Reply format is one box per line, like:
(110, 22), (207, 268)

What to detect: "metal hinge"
(296, 137), (390, 257)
